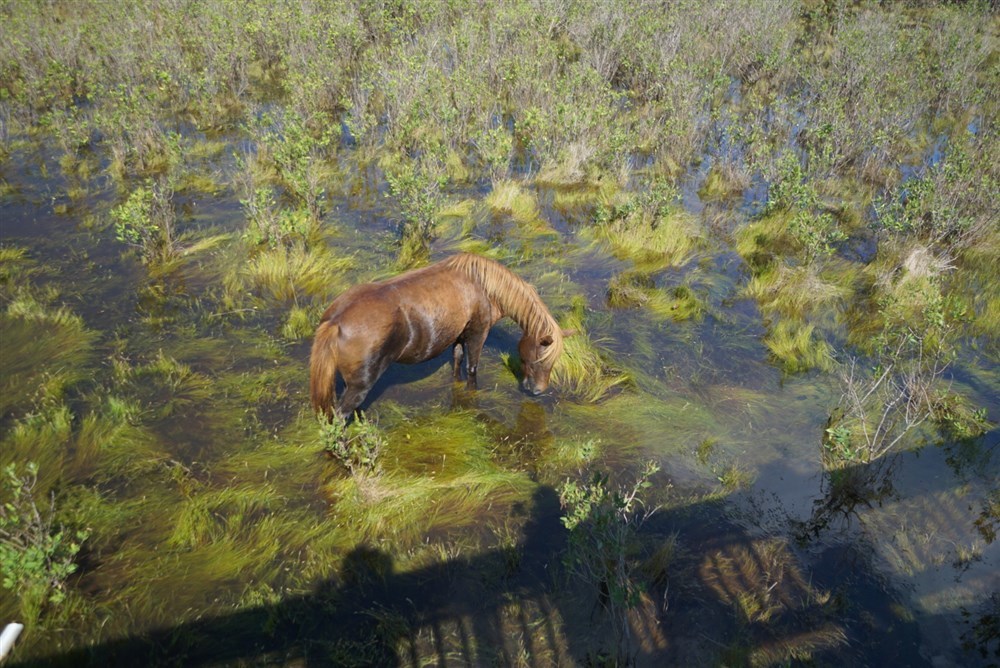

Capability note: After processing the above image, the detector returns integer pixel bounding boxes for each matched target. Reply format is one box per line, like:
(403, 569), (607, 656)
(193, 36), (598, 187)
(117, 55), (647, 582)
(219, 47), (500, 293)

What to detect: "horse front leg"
(463, 328), (490, 390)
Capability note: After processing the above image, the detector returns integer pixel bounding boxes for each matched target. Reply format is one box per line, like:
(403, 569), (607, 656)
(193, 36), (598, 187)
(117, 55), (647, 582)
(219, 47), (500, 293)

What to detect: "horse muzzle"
(522, 378), (544, 396)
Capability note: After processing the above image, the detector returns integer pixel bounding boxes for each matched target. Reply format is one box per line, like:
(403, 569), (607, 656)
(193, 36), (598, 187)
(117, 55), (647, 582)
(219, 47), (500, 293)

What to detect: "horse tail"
(310, 320), (339, 419)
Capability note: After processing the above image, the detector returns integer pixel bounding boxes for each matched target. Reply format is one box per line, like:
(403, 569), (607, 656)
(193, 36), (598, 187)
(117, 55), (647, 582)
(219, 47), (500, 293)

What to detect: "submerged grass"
(324, 469), (534, 550)
(764, 319), (834, 374)
(551, 300), (633, 403)
(0, 296), (98, 418)
(607, 272), (704, 322)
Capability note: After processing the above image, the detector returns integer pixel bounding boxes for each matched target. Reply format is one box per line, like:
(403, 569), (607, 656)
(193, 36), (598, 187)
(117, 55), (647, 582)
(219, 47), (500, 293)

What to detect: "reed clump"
(607, 273), (704, 323)
(551, 300), (633, 403)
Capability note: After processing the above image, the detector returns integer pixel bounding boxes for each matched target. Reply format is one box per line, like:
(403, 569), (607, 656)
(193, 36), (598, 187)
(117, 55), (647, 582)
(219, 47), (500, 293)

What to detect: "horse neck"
(447, 254), (563, 360)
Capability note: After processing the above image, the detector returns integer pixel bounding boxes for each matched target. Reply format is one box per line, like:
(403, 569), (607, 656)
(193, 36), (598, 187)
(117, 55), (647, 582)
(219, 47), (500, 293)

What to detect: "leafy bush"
(0, 462), (88, 622)
(319, 413), (386, 475)
(560, 461), (660, 663)
(110, 178), (178, 264)
(765, 152), (845, 264)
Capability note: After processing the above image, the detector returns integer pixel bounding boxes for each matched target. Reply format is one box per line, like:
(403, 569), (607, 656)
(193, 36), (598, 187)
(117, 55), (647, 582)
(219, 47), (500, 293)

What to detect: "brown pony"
(310, 253), (568, 421)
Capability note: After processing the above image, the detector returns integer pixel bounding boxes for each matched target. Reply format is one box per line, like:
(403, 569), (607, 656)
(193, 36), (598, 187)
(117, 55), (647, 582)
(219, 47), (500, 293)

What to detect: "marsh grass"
(734, 211), (800, 273)
(742, 263), (851, 324)
(0, 296), (97, 418)
(324, 469), (533, 548)
(226, 242), (354, 310)
(607, 272), (704, 323)
(594, 208), (703, 272)
(551, 302), (633, 403)
(168, 483), (286, 550)
(484, 180), (540, 224)
(764, 319), (834, 374)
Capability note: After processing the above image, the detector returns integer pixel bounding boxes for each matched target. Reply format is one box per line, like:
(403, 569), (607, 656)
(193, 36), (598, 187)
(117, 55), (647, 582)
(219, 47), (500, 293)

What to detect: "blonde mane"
(445, 254), (564, 365)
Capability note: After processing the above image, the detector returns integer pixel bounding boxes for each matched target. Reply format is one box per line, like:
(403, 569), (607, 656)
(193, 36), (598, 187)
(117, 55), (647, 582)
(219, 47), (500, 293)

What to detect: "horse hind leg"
(337, 383), (372, 422)
(452, 342), (465, 381)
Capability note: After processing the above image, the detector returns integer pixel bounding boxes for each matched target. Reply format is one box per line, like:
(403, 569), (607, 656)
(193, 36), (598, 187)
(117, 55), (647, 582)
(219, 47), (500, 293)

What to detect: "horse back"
(320, 262), (496, 366)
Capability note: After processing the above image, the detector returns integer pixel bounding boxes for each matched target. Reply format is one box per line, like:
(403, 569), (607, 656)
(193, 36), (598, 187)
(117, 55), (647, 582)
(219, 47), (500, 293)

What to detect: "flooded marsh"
(1, 1), (998, 666)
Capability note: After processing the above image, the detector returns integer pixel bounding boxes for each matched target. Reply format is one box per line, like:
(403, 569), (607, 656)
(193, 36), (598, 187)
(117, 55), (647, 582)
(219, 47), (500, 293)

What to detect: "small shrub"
(474, 123), (514, 184)
(384, 152), (448, 266)
(111, 178), (178, 264)
(319, 413), (386, 475)
(765, 152), (845, 264)
(0, 462), (89, 622)
(253, 109), (339, 221)
(560, 461), (660, 665)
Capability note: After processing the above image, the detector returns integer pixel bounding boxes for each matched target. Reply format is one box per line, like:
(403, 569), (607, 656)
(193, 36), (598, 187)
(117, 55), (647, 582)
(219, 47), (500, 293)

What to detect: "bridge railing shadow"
(8, 425), (997, 667)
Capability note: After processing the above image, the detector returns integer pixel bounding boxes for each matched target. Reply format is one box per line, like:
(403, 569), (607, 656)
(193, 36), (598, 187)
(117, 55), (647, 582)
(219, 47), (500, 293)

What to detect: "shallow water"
(1, 135), (997, 667)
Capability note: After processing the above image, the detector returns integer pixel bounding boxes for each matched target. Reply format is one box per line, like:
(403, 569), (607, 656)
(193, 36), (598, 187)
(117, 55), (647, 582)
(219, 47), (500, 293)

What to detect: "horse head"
(518, 328), (575, 395)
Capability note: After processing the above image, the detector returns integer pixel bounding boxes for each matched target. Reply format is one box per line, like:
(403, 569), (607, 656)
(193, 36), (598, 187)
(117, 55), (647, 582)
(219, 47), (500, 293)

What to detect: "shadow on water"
(353, 325), (524, 414)
(10, 445), (996, 667)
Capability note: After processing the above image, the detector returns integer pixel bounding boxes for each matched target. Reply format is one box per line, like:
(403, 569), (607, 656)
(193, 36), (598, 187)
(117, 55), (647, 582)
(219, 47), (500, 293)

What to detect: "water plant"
(607, 272), (704, 323)
(319, 413), (386, 475)
(551, 300), (633, 403)
(764, 319), (834, 375)
(0, 462), (89, 623)
(111, 177), (179, 265)
(559, 461), (661, 665)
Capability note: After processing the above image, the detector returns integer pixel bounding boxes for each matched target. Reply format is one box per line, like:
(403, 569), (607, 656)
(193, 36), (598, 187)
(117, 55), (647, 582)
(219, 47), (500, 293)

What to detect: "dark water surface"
(1, 137), (997, 667)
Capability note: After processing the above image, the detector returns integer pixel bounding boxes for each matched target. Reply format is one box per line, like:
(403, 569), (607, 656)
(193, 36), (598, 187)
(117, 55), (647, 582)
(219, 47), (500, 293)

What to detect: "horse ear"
(561, 328), (578, 337)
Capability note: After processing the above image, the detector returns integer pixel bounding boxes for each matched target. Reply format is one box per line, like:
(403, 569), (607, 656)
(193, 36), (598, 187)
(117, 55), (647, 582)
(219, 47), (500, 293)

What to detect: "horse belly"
(394, 306), (469, 364)
(394, 278), (490, 364)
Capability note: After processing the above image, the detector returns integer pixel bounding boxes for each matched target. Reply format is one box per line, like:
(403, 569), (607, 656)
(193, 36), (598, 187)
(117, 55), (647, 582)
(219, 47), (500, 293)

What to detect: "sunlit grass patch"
(535, 142), (603, 188)
(764, 319), (834, 374)
(324, 469), (534, 547)
(168, 483), (287, 549)
(1, 296), (98, 417)
(742, 263), (850, 322)
(434, 198), (476, 242)
(734, 211), (798, 271)
(0, 406), (73, 493)
(484, 180), (542, 225)
(281, 304), (319, 340)
(607, 272), (703, 322)
(551, 302), (633, 403)
(228, 241), (354, 307)
(548, 179), (620, 221)
(597, 208), (702, 271)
